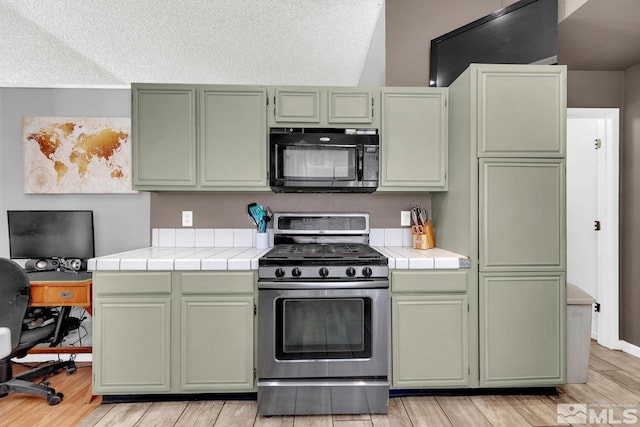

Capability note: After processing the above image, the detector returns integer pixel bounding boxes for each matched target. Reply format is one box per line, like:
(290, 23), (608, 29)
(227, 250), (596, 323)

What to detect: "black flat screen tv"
(7, 210), (95, 260)
(429, 0), (557, 87)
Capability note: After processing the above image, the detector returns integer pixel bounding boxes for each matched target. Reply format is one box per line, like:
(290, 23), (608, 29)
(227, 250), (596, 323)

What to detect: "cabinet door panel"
(477, 65), (566, 157)
(132, 85), (196, 187)
(380, 88), (447, 190)
(392, 295), (468, 387)
(93, 298), (171, 393)
(328, 90), (373, 123)
(181, 297), (254, 391)
(274, 88), (320, 123)
(479, 274), (565, 386)
(200, 87), (267, 188)
(480, 159), (565, 271)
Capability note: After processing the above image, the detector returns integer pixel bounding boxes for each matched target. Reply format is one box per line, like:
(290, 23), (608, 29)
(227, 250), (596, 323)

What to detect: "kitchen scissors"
(411, 224), (424, 234)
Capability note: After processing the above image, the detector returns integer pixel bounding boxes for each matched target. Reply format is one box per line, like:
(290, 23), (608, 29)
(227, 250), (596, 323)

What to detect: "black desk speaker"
(25, 258), (59, 271)
(62, 258), (85, 271)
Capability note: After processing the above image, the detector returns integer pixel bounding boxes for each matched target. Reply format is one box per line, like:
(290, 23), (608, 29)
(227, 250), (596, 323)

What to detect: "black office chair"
(0, 257), (77, 405)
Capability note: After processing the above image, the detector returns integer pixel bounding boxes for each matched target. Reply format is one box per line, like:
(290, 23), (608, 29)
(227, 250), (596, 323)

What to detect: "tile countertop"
(87, 246), (470, 271)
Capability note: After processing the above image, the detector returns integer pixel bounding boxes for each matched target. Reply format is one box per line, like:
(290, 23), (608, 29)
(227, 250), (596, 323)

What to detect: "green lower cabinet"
(93, 271), (256, 395)
(93, 272), (172, 394)
(479, 273), (566, 387)
(178, 271), (255, 392)
(94, 298), (171, 393)
(181, 296), (254, 391)
(392, 295), (469, 388)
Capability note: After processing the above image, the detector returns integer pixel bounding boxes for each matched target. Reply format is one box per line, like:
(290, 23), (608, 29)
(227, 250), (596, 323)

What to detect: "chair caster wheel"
(47, 392), (63, 405)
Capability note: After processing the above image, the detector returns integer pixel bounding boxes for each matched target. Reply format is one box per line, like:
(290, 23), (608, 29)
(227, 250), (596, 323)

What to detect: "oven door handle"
(258, 279), (388, 290)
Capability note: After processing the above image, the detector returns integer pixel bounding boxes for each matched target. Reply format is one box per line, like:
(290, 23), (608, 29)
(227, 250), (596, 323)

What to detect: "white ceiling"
(557, 0), (640, 71)
(2, 0), (639, 87)
(0, 0), (383, 86)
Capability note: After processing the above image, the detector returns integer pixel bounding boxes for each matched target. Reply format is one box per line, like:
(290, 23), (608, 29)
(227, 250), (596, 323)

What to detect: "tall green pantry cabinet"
(432, 64), (567, 388)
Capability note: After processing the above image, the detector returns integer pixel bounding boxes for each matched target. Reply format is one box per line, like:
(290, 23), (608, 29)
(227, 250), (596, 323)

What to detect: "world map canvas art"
(22, 117), (135, 194)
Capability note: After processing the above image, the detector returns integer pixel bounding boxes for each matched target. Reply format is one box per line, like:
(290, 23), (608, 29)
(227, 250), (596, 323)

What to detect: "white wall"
(358, 4), (386, 86)
(0, 87), (150, 258)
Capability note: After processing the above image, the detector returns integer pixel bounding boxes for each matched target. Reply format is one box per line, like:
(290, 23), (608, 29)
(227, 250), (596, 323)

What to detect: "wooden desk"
(26, 270), (95, 403)
(27, 271), (92, 354)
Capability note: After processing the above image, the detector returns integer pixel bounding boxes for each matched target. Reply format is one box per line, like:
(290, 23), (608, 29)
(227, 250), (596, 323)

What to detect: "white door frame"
(567, 108), (620, 350)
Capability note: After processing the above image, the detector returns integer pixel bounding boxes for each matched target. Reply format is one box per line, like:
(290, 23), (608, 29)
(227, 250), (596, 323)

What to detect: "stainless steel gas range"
(257, 213), (389, 416)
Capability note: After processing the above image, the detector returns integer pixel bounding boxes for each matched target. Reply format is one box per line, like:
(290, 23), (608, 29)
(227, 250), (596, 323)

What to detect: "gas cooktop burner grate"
(258, 213), (388, 279)
(266, 243), (382, 260)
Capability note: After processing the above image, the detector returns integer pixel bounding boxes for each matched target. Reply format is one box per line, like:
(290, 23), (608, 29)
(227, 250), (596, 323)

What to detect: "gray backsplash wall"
(150, 192), (431, 229)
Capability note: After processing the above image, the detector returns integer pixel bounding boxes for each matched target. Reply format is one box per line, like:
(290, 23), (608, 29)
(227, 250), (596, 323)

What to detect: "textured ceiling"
(557, 0), (640, 71)
(3, 0), (639, 88)
(1, 0), (383, 86)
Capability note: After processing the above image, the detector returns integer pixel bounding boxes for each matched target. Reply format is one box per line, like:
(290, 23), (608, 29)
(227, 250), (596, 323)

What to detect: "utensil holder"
(256, 232), (269, 249)
(412, 220), (436, 249)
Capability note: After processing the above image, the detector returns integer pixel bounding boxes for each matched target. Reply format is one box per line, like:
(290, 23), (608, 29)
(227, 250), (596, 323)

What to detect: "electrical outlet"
(182, 211), (193, 227)
(400, 210), (411, 227)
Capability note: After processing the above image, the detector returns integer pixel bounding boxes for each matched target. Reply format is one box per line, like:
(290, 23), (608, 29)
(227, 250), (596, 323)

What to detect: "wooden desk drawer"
(30, 283), (91, 306)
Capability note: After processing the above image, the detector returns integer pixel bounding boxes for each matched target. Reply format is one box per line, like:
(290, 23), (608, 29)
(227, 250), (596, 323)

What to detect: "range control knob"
(292, 268), (302, 278)
(362, 267), (373, 277)
(275, 268), (285, 278)
(319, 267), (330, 277)
(346, 267), (356, 277)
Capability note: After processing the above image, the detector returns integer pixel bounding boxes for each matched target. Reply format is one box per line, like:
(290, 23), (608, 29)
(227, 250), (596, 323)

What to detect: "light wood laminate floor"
(2, 344), (640, 426)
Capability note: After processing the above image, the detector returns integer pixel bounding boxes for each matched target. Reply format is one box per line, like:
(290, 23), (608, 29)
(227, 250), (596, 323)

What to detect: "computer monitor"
(429, 0), (558, 87)
(7, 210), (95, 260)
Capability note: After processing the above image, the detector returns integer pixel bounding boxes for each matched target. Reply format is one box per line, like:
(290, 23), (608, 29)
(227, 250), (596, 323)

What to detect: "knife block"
(412, 220), (436, 249)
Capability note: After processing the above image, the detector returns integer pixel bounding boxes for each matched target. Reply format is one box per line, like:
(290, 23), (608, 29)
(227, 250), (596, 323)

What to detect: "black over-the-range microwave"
(269, 128), (379, 193)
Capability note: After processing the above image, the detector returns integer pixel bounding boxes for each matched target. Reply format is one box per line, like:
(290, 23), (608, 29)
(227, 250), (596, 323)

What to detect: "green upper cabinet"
(269, 86), (378, 128)
(378, 88), (448, 191)
(475, 64), (566, 157)
(131, 84), (269, 191)
(132, 83), (455, 192)
(132, 84), (197, 187)
(479, 158), (566, 272)
(199, 86), (268, 189)
(272, 87), (321, 123)
(327, 88), (374, 124)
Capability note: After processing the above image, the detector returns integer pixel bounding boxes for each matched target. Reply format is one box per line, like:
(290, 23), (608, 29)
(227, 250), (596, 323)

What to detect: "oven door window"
(276, 297), (372, 359)
(280, 145), (357, 181)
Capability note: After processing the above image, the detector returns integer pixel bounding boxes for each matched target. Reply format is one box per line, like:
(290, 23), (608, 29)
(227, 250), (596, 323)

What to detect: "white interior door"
(566, 108), (619, 349)
(566, 117), (599, 333)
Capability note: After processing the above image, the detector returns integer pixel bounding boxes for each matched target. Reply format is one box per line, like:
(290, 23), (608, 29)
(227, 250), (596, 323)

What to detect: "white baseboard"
(619, 340), (640, 358)
(15, 353), (92, 363)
